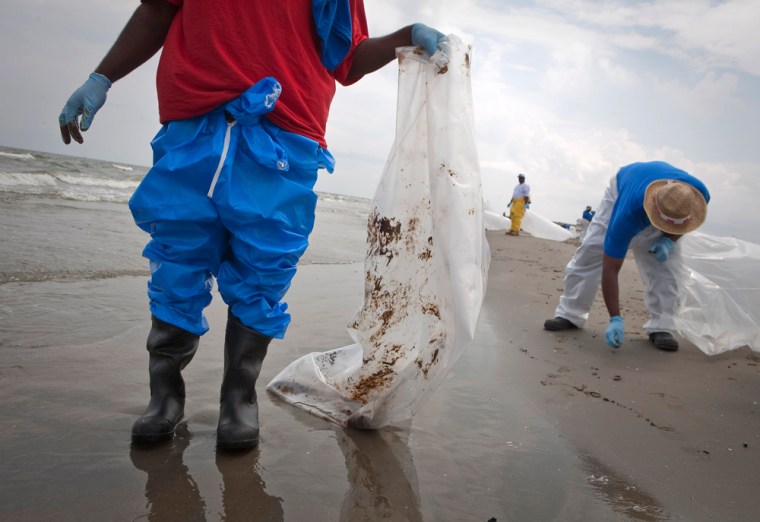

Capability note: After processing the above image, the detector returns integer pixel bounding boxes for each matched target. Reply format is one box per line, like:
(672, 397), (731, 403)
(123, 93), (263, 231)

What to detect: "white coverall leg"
(631, 229), (681, 334)
(554, 177), (617, 327)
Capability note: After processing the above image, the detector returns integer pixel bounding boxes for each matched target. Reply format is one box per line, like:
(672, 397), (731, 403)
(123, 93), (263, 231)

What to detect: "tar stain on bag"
(267, 35), (490, 428)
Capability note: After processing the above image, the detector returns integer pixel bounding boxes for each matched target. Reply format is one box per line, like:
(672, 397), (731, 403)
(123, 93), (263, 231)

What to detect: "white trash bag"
(675, 232), (760, 355)
(521, 210), (576, 241)
(483, 207), (575, 241)
(267, 36), (490, 428)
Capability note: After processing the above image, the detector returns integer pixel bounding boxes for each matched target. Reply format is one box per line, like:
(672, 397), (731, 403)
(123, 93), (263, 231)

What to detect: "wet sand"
(1, 230), (758, 521)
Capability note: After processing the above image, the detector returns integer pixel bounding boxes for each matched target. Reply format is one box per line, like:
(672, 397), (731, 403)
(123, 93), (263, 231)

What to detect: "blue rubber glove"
(525, 203), (530, 209)
(411, 23), (445, 57)
(649, 236), (675, 263)
(605, 316), (624, 348)
(59, 72), (112, 144)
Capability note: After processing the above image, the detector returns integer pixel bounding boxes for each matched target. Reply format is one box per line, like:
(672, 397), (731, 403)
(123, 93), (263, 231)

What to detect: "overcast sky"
(2, 0), (759, 242)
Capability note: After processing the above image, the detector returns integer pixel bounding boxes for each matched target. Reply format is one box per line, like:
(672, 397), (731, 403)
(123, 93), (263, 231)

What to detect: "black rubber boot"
(543, 317), (578, 331)
(217, 311), (271, 450)
(649, 332), (679, 352)
(132, 316), (199, 443)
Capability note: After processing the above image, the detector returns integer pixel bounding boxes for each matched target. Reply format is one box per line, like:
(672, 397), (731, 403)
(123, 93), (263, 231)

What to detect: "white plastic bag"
(483, 208), (576, 241)
(521, 210), (577, 241)
(267, 36), (489, 428)
(675, 232), (760, 355)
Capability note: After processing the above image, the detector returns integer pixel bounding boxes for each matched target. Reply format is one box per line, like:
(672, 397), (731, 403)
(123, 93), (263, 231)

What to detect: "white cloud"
(1, 0), (759, 242)
(546, 0), (760, 76)
(656, 71), (743, 119)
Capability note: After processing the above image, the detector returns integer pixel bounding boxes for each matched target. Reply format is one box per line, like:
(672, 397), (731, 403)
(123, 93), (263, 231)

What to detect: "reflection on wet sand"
(273, 395), (423, 521)
(129, 424), (283, 521)
(336, 427), (422, 522)
(581, 453), (673, 521)
(130, 424), (206, 521)
(216, 448), (284, 521)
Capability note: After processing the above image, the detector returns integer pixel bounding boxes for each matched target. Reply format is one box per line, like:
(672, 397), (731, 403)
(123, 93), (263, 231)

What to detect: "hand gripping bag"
(267, 36), (490, 428)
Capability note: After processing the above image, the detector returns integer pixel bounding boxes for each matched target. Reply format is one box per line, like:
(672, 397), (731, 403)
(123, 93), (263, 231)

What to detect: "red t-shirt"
(154, 0), (369, 147)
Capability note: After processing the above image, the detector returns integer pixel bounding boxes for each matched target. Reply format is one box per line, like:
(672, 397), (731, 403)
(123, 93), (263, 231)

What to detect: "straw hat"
(644, 179), (707, 235)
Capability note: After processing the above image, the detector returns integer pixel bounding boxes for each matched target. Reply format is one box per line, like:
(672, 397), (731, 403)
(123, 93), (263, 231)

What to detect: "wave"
(112, 164), (134, 171)
(0, 171), (135, 203)
(0, 172), (57, 187)
(58, 190), (131, 203)
(55, 173), (140, 190)
(0, 151), (34, 160)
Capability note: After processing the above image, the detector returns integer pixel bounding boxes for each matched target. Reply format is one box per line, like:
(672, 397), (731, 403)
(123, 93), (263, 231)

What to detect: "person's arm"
(348, 23), (444, 78)
(601, 254), (624, 317)
(524, 185), (531, 204)
(602, 253), (626, 347)
(59, 0), (179, 144)
(94, 0), (179, 82)
(348, 26), (413, 78)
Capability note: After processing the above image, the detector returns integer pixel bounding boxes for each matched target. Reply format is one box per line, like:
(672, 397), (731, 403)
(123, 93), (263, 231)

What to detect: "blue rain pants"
(129, 78), (335, 338)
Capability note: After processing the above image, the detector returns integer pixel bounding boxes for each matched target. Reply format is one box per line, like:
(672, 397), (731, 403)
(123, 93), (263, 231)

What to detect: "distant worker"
(507, 173), (531, 236)
(543, 161), (709, 352)
(579, 205), (596, 241)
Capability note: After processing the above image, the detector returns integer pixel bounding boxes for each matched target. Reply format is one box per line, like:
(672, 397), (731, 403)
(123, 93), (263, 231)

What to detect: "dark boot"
(217, 311), (271, 450)
(544, 317), (578, 331)
(132, 316), (199, 443)
(649, 332), (679, 351)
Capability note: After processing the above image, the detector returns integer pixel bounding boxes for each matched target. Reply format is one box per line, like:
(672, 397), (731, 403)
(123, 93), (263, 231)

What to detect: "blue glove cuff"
(649, 236), (675, 262)
(411, 23), (427, 38)
(89, 72), (112, 90)
(411, 23), (445, 57)
(610, 315), (623, 324)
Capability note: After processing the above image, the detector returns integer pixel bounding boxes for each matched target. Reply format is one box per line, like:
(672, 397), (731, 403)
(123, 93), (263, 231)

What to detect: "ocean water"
(0, 147), (146, 204)
(0, 143), (371, 355)
(0, 145), (372, 284)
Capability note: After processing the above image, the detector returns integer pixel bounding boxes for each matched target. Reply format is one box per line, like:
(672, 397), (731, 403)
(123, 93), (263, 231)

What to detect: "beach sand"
(1, 228), (758, 521)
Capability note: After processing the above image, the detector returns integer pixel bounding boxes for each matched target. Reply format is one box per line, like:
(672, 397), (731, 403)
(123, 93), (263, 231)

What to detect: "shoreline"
(0, 230), (757, 521)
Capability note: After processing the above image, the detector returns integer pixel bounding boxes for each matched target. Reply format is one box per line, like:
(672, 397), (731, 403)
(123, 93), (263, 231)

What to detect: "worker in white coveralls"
(543, 161), (709, 352)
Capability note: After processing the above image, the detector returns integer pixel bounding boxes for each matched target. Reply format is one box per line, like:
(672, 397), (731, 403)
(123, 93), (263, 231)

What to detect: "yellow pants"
(509, 198), (526, 233)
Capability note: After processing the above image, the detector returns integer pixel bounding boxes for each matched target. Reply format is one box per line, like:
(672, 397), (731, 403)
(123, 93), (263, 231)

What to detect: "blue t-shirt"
(604, 161), (710, 259)
(582, 209), (595, 221)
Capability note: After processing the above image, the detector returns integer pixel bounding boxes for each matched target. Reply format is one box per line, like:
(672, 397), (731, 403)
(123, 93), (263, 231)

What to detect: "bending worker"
(544, 161), (709, 352)
(58, 0), (446, 449)
(507, 173), (531, 236)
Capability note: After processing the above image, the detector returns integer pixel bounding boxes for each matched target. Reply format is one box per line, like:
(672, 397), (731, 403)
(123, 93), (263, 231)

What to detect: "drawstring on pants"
(207, 111), (237, 198)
